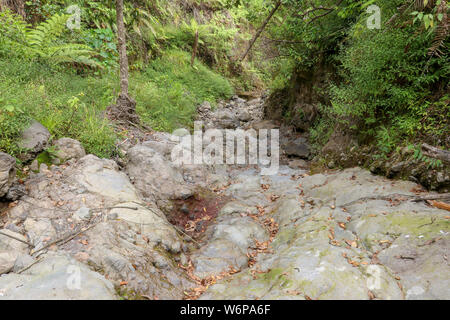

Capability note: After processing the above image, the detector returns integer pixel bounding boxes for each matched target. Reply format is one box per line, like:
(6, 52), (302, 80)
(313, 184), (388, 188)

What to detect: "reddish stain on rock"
(168, 192), (230, 239)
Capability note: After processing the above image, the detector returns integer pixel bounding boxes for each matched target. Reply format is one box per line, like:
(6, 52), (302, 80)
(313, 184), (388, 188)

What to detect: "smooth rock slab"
(200, 167), (450, 300)
(73, 155), (140, 202)
(0, 254), (116, 300)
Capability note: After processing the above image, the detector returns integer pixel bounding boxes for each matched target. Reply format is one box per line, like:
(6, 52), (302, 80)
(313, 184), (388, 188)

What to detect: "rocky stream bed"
(0, 96), (448, 300)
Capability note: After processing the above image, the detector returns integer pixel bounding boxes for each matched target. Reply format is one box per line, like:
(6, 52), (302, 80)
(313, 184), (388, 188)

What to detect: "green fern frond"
(428, 0), (448, 57)
(13, 12), (100, 68)
(26, 13), (69, 49)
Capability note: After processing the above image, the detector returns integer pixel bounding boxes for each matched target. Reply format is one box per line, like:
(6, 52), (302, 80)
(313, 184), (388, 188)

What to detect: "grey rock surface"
(0, 254), (116, 300)
(198, 168), (450, 300)
(0, 230), (29, 274)
(284, 138), (310, 159)
(0, 152), (16, 198)
(52, 138), (86, 164)
(18, 120), (50, 157)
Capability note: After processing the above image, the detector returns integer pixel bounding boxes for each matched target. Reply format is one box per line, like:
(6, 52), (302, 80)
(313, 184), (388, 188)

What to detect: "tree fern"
(428, 0), (448, 57)
(4, 12), (101, 68)
(26, 13), (68, 47)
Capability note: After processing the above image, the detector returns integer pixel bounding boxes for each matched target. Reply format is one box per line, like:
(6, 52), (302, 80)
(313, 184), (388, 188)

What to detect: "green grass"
(0, 49), (233, 159)
(131, 49), (234, 132)
(0, 58), (117, 158)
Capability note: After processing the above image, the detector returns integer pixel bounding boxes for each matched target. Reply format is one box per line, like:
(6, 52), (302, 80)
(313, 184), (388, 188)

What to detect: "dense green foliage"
(0, 1), (235, 158)
(264, 0), (449, 155)
(0, 0), (448, 166)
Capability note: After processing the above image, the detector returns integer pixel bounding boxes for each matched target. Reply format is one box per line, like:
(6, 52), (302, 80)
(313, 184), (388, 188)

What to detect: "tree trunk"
(117, 0), (129, 96)
(241, 0), (282, 62)
(0, 0), (25, 18)
(110, 0), (138, 124)
(191, 30), (199, 67)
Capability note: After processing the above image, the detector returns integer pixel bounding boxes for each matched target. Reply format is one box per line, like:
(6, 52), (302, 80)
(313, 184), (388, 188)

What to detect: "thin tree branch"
(241, 0), (283, 61)
(0, 230), (34, 247)
(295, 0), (344, 25)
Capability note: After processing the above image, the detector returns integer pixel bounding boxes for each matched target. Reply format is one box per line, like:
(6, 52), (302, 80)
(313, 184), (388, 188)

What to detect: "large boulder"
(0, 152), (15, 198)
(71, 155), (140, 203)
(126, 145), (193, 201)
(52, 138), (86, 164)
(284, 138), (310, 159)
(18, 120), (51, 158)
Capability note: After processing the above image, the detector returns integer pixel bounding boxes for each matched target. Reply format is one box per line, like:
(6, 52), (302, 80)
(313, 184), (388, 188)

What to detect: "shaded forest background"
(0, 0), (448, 187)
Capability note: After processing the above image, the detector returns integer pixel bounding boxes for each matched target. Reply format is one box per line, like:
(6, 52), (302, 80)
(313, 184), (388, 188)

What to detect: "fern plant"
(4, 12), (100, 68)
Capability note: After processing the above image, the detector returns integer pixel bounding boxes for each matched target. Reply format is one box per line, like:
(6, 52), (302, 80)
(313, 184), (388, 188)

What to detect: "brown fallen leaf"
(8, 202), (17, 208)
(270, 194), (280, 202)
(348, 260), (360, 267)
(287, 290), (301, 296)
(337, 222), (346, 230)
(345, 239), (358, 248)
(120, 281), (128, 286)
(330, 240), (341, 247)
(185, 221), (196, 232)
(427, 200), (450, 212)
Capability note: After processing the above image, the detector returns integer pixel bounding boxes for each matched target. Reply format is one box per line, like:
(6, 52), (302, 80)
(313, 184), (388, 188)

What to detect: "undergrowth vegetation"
(0, 58), (116, 157)
(263, 0), (449, 159)
(0, 1), (237, 158)
(0, 0), (447, 170)
(132, 50), (233, 132)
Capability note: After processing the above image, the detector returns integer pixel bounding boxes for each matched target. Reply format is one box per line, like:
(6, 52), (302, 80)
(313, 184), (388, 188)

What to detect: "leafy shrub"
(269, 0), (449, 155)
(81, 27), (118, 69)
(329, 2), (449, 149)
